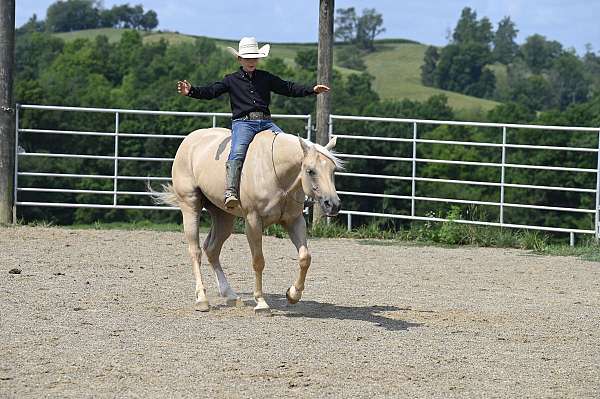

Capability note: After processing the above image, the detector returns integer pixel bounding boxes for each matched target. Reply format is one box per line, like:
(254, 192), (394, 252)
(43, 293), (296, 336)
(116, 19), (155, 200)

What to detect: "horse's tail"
(147, 181), (181, 208)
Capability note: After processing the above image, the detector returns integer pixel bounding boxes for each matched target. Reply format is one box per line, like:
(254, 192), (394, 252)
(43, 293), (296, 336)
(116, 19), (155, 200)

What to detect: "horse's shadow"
(240, 293), (422, 332)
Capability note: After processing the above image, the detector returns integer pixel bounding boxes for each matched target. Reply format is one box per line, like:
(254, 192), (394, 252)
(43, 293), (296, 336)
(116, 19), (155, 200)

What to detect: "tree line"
(421, 7), (600, 112)
(18, 0), (158, 34)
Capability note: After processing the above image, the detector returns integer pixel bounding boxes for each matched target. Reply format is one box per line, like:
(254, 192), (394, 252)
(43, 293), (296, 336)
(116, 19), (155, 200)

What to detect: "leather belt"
(237, 111), (271, 120)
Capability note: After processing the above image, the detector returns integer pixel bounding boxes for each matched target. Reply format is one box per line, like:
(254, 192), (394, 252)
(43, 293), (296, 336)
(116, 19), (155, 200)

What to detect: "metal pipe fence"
(13, 105), (600, 241)
(14, 104), (311, 217)
(329, 114), (600, 240)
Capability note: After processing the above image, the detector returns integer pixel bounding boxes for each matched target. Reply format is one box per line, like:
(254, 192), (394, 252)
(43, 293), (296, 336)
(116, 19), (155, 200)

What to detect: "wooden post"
(313, 0), (334, 225)
(0, 0), (16, 224)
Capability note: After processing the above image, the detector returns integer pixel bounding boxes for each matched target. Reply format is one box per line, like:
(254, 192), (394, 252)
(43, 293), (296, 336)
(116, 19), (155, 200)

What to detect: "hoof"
(286, 287), (300, 304)
(226, 297), (243, 307)
(194, 301), (210, 312)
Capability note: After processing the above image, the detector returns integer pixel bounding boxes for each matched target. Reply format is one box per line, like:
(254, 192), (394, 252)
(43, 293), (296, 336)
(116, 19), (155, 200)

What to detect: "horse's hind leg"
(178, 189), (210, 312)
(203, 204), (242, 307)
(283, 215), (311, 304)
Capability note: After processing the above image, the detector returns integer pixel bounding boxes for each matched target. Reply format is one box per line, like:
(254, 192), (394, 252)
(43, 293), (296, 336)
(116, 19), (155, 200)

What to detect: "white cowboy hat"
(226, 37), (270, 59)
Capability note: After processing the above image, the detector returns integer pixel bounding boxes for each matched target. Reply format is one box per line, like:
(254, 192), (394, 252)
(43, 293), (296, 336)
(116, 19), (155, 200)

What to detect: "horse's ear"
(325, 136), (337, 150)
(299, 137), (311, 156)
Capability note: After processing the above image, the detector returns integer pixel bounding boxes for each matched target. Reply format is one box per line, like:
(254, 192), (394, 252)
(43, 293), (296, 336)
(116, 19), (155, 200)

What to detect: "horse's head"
(299, 137), (342, 217)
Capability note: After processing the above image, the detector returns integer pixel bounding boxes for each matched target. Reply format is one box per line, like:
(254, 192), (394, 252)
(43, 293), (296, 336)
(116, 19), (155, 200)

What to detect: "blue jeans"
(228, 119), (283, 161)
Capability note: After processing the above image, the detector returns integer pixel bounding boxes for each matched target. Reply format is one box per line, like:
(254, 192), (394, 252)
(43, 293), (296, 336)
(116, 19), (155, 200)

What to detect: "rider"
(177, 37), (330, 209)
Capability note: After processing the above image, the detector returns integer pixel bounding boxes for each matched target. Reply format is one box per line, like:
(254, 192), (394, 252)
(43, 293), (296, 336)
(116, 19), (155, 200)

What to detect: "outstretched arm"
(176, 79), (228, 99)
(269, 73), (330, 97)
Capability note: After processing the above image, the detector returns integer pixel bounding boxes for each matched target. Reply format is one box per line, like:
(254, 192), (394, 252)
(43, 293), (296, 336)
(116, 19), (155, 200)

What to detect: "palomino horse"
(153, 128), (341, 314)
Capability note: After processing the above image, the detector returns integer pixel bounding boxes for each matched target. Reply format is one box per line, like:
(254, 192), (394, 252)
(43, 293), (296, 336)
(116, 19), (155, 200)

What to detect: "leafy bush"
(438, 206), (469, 245)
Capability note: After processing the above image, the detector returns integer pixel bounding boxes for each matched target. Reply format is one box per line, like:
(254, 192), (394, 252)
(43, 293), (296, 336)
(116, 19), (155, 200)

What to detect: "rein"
(271, 133), (305, 205)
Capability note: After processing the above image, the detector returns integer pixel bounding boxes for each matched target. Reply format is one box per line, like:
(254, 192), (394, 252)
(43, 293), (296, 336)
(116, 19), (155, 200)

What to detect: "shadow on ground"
(240, 293), (422, 332)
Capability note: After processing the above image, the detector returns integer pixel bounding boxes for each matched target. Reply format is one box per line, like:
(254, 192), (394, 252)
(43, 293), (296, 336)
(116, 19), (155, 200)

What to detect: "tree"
(549, 52), (590, 109)
(129, 5), (145, 29)
(487, 102), (536, 124)
(509, 74), (556, 111)
(16, 14), (45, 35)
(434, 42), (495, 98)
(356, 8), (385, 51)
(452, 7), (493, 47)
(493, 16), (518, 64)
(421, 46), (439, 86)
(98, 7), (116, 28)
(141, 10), (158, 31)
(295, 49), (317, 70)
(334, 7), (385, 51)
(109, 4), (145, 29)
(336, 45), (366, 70)
(15, 32), (64, 80)
(334, 7), (357, 43)
(25, 1), (158, 32)
(45, 0), (100, 32)
(519, 34), (563, 74)
(431, 7), (496, 99)
(582, 46), (600, 92)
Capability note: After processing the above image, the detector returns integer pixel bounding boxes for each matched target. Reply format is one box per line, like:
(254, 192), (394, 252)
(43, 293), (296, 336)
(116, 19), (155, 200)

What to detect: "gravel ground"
(1, 225), (599, 398)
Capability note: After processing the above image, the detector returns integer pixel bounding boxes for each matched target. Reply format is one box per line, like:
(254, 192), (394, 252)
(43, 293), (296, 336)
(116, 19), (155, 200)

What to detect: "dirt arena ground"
(1, 225), (599, 398)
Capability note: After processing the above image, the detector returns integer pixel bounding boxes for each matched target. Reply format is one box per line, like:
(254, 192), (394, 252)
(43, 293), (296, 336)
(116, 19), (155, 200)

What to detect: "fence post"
(0, 0), (16, 224)
(411, 122), (417, 217)
(113, 112), (119, 207)
(212, 115), (216, 128)
(347, 213), (352, 231)
(307, 114), (312, 141)
(500, 126), (507, 226)
(569, 232), (575, 247)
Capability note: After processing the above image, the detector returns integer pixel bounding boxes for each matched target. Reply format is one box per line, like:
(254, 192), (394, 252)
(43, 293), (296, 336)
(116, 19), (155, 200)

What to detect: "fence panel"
(14, 105), (599, 240)
(330, 114), (600, 239)
(14, 105), (311, 217)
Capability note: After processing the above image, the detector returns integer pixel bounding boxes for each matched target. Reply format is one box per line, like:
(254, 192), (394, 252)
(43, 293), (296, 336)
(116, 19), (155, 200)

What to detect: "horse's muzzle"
(320, 196), (341, 217)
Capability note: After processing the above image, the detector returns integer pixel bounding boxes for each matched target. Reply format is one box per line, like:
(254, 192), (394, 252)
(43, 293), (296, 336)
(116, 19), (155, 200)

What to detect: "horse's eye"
(306, 168), (315, 176)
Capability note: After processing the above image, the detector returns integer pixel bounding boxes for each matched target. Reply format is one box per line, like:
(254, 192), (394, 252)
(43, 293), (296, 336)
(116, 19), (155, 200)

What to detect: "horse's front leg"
(284, 215), (311, 304)
(180, 203), (210, 312)
(245, 214), (270, 315)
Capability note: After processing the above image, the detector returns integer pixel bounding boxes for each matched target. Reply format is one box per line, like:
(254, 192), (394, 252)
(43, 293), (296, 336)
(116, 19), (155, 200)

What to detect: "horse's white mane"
(277, 132), (344, 170)
(310, 141), (345, 170)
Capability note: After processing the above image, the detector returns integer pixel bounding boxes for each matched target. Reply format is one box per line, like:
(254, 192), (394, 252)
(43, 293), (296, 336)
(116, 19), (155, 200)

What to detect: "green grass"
(54, 27), (130, 43)
(542, 239), (600, 262)
(362, 42), (500, 110)
(53, 28), (501, 113)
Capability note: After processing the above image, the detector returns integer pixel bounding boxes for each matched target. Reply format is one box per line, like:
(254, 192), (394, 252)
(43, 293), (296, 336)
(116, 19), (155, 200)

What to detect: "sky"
(15, 0), (600, 54)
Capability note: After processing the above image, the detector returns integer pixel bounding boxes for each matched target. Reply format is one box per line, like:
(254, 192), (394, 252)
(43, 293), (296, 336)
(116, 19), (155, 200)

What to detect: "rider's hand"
(177, 80), (192, 96)
(313, 84), (330, 94)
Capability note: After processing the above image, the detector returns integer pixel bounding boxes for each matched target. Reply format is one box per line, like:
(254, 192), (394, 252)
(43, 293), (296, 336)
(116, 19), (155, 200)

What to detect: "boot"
(224, 160), (243, 208)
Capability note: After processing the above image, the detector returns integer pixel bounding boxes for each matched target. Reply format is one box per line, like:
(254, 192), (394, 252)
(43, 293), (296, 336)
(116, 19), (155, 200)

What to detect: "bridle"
(271, 133), (306, 205)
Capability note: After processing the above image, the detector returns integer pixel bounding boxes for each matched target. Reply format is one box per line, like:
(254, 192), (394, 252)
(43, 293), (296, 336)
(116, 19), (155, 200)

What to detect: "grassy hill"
(54, 28), (501, 113)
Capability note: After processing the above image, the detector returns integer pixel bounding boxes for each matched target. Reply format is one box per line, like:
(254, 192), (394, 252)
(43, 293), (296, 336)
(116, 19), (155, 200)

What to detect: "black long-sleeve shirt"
(188, 67), (316, 120)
